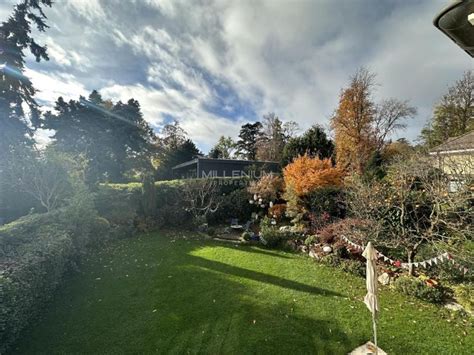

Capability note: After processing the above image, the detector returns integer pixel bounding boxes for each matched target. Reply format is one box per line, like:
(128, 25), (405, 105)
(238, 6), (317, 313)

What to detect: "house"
(429, 130), (474, 191)
(172, 157), (280, 179)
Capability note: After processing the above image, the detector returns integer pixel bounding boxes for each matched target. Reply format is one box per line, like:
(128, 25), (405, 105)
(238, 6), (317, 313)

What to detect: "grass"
(13, 232), (473, 354)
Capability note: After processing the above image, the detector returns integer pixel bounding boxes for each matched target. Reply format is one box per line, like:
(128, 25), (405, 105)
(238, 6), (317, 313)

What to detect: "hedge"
(0, 178), (253, 352)
(97, 177), (255, 227)
(0, 200), (107, 353)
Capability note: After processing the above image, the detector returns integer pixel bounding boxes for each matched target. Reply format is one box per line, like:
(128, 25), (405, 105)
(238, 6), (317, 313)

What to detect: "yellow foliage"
(283, 155), (343, 197)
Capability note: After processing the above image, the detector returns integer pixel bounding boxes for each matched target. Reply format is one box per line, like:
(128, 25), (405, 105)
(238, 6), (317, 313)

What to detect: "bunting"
(339, 235), (469, 275)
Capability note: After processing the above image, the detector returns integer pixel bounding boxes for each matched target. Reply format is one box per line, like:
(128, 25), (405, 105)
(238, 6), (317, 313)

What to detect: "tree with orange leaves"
(283, 154), (343, 197)
(331, 68), (376, 174)
(331, 68), (416, 174)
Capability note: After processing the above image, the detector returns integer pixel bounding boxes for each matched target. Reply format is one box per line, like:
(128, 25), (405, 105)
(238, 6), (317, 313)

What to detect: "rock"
(444, 302), (464, 312)
(297, 245), (308, 253)
(322, 245), (332, 253)
(309, 249), (319, 259)
(378, 272), (391, 285)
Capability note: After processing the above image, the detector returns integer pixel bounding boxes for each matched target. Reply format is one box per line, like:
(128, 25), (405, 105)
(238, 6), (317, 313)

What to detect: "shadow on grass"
(191, 255), (343, 297)
(235, 245), (292, 259)
(12, 237), (361, 354)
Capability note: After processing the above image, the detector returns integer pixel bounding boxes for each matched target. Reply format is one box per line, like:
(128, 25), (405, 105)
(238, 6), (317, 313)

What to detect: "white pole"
(373, 314), (378, 355)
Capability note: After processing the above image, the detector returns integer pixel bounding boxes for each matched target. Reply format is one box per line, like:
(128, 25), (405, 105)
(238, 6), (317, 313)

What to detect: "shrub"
(393, 276), (448, 304)
(304, 187), (346, 221)
(141, 172), (157, 217)
(317, 218), (369, 247)
(208, 187), (257, 225)
(319, 254), (342, 268)
(0, 197), (105, 353)
(453, 284), (474, 313)
(247, 174), (284, 201)
(268, 203), (286, 221)
(283, 155), (343, 197)
(95, 185), (139, 226)
(304, 235), (318, 246)
(339, 259), (366, 278)
(259, 217), (300, 248)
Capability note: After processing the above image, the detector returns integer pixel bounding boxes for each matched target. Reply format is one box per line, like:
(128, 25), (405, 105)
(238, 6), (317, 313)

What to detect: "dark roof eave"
(172, 157), (280, 170)
(171, 158), (199, 170)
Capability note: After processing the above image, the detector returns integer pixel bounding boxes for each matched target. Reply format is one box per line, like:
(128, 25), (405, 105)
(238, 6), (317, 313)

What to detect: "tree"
(43, 91), (156, 183)
(208, 136), (237, 159)
(420, 70), (473, 148)
(282, 121), (300, 140)
(156, 139), (201, 180)
(237, 122), (263, 160)
(283, 155), (343, 198)
(160, 120), (187, 150)
(283, 154), (344, 227)
(282, 125), (334, 166)
(373, 99), (417, 150)
(256, 113), (287, 161)
(0, 0), (52, 156)
(141, 172), (156, 217)
(348, 154), (473, 275)
(2, 149), (74, 212)
(331, 68), (415, 173)
(182, 179), (222, 224)
(154, 121), (201, 179)
(331, 68), (376, 173)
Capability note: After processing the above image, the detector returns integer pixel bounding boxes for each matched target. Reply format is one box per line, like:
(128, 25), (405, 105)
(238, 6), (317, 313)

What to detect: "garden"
(8, 233), (474, 354)
(1, 1), (473, 353)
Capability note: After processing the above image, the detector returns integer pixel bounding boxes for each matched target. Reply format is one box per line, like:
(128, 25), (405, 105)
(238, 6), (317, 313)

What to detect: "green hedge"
(0, 178), (253, 352)
(0, 213), (71, 351)
(0, 200), (107, 353)
(98, 178), (254, 227)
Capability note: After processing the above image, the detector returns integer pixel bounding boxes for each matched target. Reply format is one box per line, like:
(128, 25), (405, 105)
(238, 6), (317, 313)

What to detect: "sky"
(1, 0), (473, 152)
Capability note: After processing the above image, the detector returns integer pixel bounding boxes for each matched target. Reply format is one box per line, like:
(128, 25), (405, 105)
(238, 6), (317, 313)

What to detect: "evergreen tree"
(43, 91), (156, 183)
(0, 0), (52, 219)
(0, 0), (52, 155)
(281, 125), (334, 166)
(157, 138), (201, 180)
(208, 136), (237, 159)
(236, 122), (262, 160)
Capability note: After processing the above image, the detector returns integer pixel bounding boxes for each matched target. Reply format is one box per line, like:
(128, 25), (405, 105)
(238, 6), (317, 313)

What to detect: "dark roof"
(172, 157), (279, 170)
(429, 130), (474, 154)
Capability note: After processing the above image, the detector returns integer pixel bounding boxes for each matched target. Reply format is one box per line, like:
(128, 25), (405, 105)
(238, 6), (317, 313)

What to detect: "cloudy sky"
(1, 0), (473, 151)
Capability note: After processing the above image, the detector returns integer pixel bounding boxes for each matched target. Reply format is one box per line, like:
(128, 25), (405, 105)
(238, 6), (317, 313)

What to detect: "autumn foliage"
(283, 155), (343, 197)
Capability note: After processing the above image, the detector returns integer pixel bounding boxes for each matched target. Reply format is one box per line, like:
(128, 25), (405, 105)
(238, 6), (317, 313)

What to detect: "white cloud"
(44, 37), (92, 71)
(100, 82), (245, 151)
(4, 0), (472, 152)
(66, 0), (105, 20)
(25, 68), (89, 110)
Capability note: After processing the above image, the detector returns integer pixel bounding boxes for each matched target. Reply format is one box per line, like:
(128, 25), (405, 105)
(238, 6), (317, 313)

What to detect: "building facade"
(172, 158), (280, 179)
(429, 131), (473, 191)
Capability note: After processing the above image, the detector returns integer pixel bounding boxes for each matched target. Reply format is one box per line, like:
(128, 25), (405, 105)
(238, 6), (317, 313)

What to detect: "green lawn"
(13, 233), (473, 354)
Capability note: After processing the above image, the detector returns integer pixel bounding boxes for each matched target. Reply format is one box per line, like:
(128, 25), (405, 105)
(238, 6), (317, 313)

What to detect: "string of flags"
(340, 235), (469, 275)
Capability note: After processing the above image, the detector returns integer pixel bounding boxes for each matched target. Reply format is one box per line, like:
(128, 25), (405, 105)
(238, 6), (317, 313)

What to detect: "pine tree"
(43, 91), (156, 183)
(282, 125), (334, 166)
(0, 0), (52, 154)
(237, 122), (262, 160)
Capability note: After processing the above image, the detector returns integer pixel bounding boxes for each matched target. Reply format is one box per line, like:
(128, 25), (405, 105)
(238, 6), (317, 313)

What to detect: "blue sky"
(1, 0), (472, 152)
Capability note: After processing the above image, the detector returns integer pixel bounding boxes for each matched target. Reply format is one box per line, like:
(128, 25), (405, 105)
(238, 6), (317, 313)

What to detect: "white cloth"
(362, 242), (379, 315)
